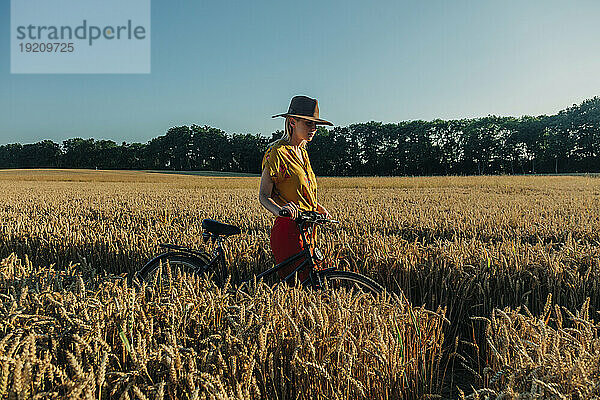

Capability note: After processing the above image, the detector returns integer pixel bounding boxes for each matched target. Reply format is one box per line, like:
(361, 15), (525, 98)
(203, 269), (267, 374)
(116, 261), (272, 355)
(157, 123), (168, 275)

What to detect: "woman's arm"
(258, 167), (282, 217)
(259, 167), (300, 218)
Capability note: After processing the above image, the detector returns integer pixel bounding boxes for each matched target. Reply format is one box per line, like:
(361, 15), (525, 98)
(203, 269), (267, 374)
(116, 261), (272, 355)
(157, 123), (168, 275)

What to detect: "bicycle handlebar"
(278, 209), (338, 225)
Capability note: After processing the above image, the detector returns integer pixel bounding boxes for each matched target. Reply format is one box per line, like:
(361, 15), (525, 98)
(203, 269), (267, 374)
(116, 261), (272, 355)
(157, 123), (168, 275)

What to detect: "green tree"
(62, 138), (96, 168)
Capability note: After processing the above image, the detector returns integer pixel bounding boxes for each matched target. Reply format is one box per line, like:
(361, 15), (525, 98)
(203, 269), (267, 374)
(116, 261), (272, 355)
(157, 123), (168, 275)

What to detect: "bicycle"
(134, 210), (384, 296)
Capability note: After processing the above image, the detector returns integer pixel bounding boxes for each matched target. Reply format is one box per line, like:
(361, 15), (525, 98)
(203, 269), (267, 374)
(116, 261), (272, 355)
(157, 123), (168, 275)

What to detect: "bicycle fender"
(141, 251), (210, 270)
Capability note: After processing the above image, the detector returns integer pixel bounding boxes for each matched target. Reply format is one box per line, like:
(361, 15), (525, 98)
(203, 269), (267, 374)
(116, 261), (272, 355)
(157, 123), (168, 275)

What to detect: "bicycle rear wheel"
(135, 252), (211, 289)
(318, 270), (384, 297)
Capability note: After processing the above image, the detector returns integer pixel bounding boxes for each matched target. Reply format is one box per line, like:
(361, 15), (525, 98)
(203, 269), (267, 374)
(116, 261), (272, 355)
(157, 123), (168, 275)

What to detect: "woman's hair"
(268, 117), (307, 148)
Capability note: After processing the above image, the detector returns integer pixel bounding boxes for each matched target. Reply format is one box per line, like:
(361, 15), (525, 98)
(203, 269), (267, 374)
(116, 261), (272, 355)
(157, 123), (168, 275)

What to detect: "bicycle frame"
(205, 236), (227, 269)
(202, 218), (331, 286)
(255, 247), (312, 283)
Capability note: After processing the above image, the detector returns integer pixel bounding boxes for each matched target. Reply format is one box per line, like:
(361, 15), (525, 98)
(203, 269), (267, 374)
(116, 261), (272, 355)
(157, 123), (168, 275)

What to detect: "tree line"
(1, 97), (599, 175)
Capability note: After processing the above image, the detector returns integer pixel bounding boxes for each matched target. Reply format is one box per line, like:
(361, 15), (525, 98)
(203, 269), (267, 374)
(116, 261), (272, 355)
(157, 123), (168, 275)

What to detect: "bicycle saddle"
(202, 219), (241, 236)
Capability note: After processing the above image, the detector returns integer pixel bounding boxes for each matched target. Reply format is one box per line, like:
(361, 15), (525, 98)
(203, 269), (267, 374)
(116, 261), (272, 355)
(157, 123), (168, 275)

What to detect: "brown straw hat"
(272, 95), (333, 126)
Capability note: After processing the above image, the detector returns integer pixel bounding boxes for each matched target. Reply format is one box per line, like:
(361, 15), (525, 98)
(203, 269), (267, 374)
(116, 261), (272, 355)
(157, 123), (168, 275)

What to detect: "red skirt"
(270, 217), (312, 282)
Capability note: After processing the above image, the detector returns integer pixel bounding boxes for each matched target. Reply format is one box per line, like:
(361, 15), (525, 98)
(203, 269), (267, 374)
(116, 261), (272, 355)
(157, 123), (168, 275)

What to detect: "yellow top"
(261, 139), (318, 211)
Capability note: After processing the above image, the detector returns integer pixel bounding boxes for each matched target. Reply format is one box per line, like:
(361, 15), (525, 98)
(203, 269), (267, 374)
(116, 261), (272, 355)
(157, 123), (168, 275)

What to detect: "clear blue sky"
(2, 0), (600, 145)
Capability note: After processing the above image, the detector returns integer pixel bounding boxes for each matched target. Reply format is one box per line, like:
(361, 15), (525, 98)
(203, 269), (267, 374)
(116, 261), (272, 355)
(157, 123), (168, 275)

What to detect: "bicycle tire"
(318, 270), (384, 297)
(135, 252), (211, 287)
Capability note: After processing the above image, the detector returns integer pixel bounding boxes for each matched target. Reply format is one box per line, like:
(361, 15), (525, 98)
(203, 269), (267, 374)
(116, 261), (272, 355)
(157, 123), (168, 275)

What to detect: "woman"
(258, 95), (333, 282)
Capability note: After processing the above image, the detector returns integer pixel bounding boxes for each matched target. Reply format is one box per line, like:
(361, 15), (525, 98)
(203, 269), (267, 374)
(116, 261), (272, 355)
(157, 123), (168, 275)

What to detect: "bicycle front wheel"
(135, 252), (211, 288)
(318, 270), (384, 297)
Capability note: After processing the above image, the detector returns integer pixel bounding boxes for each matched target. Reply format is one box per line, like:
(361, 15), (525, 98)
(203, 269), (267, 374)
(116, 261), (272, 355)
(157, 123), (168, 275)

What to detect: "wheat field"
(1, 169), (599, 399)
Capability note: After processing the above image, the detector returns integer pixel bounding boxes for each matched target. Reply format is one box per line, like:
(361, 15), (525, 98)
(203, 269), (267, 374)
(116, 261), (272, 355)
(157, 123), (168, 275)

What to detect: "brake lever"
(280, 209), (337, 225)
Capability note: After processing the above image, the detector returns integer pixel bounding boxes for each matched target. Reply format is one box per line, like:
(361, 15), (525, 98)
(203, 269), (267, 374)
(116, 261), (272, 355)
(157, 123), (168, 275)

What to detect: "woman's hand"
(317, 203), (331, 219)
(280, 202), (300, 219)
